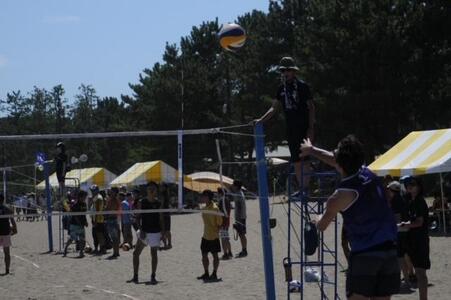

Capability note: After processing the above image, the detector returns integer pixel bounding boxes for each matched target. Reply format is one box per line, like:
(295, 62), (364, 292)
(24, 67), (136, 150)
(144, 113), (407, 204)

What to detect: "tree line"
(1, 0), (449, 189)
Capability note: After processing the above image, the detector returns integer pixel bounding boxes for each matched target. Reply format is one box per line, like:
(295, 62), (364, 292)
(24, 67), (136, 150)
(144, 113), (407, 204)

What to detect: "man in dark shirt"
(55, 142), (68, 198)
(131, 182), (161, 285)
(63, 190), (88, 258)
(401, 176), (430, 300)
(255, 57), (315, 196)
(387, 181), (414, 286)
(0, 193), (17, 274)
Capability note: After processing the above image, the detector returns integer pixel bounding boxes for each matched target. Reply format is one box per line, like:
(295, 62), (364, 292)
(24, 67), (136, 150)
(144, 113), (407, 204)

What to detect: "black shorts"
(346, 249), (400, 298)
(407, 234), (431, 269)
(234, 219), (246, 235)
(397, 232), (409, 258)
(287, 128), (308, 162)
(200, 238), (221, 254)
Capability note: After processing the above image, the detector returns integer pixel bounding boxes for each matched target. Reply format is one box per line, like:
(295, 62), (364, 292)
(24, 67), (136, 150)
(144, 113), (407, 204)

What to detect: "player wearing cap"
(401, 176), (430, 300)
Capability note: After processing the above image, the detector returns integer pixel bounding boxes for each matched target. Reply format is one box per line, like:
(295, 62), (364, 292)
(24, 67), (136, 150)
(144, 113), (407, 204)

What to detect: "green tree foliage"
(0, 0), (449, 182)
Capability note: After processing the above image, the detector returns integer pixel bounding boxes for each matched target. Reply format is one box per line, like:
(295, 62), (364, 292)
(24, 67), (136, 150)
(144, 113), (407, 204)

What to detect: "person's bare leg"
(202, 253), (209, 275)
(294, 161), (303, 189)
(4, 247), (10, 274)
(167, 231), (172, 248)
(239, 233), (247, 252)
(133, 239), (145, 279)
(63, 239), (73, 256)
(212, 252), (219, 277)
(405, 254), (415, 278)
(151, 247), (158, 277)
(415, 268), (428, 300)
(399, 257), (409, 281)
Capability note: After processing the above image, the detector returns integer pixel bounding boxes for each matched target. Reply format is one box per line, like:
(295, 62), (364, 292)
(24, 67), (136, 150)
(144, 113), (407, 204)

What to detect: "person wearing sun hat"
(400, 176), (430, 300)
(255, 56), (316, 198)
(387, 180), (414, 288)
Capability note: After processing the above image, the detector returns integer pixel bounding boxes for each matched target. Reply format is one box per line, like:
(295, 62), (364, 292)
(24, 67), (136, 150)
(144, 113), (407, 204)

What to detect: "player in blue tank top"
(301, 135), (400, 300)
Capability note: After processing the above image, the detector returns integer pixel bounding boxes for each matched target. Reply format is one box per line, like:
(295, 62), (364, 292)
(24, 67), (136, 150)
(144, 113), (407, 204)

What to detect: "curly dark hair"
(335, 135), (365, 176)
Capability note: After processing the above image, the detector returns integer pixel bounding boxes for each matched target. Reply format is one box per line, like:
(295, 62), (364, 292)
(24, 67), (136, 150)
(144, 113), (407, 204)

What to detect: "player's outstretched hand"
(299, 138), (313, 158)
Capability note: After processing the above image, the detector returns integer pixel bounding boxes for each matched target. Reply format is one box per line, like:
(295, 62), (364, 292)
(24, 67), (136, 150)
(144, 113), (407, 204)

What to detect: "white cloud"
(0, 54), (7, 67)
(43, 16), (80, 24)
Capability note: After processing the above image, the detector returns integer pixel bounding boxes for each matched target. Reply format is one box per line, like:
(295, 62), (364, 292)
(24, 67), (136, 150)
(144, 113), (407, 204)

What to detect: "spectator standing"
(231, 180), (247, 257)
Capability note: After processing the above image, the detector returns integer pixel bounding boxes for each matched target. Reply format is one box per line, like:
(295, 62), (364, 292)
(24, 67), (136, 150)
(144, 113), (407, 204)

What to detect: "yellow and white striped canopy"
(110, 161), (178, 187)
(369, 128), (451, 176)
(37, 167), (117, 191)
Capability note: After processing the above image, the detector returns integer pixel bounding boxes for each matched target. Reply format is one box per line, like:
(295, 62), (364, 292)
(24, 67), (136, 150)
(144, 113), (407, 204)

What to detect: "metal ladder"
(286, 164), (341, 300)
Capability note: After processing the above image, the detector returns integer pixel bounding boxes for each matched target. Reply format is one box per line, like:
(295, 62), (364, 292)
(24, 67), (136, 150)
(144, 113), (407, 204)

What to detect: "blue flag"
(36, 152), (46, 165)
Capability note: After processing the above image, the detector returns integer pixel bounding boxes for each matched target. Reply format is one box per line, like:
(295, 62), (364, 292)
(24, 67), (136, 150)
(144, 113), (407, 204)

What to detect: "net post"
(177, 130), (184, 210)
(2, 169), (6, 204)
(254, 123), (276, 300)
(44, 160), (53, 252)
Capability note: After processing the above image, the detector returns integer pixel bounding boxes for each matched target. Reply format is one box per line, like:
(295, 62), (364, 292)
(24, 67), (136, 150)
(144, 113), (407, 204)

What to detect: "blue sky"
(0, 0), (268, 101)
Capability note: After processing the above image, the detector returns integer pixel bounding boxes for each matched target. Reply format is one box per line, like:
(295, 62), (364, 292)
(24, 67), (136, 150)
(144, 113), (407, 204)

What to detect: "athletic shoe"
(150, 275), (157, 285)
(129, 275), (138, 284)
(221, 254), (230, 260)
(209, 273), (218, 281)
(197, 273), (210, 280)
(237, 250), (248, 258)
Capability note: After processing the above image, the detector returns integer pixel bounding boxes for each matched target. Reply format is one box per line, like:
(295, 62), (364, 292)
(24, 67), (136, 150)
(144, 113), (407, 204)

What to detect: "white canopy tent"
(369, 128), (451, 232)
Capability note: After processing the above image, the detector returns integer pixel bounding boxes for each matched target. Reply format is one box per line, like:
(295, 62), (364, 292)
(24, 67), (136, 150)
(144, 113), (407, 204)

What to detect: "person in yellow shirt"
(197, 190), (222, 281)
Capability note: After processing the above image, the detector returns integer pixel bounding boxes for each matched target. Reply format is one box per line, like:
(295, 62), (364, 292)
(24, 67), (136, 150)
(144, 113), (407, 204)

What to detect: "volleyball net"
(0, 123), (277, 298)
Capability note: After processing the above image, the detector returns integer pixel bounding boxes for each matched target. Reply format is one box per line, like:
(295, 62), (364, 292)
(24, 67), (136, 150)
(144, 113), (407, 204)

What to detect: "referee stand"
(285, 162), (341, 300)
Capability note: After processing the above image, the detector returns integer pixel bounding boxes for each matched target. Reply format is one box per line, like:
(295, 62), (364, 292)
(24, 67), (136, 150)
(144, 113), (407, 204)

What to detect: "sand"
(1, 200), (450, 299)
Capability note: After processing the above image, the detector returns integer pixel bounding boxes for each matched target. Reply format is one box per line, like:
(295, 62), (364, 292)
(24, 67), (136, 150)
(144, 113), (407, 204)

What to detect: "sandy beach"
(1, 199), (450, 299)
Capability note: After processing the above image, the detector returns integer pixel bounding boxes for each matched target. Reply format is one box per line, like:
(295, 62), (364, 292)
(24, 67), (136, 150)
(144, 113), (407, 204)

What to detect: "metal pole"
(440, 173), (447, 234)
(177, 130), (184, 210)
(2, 169), (6, 202)
(44, 160), (53, 252)
(215, 139), (227, 217)
(254, 123), (276, 300)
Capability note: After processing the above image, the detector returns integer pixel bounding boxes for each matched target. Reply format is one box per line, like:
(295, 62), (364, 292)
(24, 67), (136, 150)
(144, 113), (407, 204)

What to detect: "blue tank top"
(338, 167), (397, 253)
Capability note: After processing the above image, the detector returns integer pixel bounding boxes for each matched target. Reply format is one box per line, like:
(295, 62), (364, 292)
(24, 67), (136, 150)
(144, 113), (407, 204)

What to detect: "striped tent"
(369, 128), (451, 176)
(37, 167), (116, 191)
(369, 129), (451, 233)
(110, 161), (180, 187)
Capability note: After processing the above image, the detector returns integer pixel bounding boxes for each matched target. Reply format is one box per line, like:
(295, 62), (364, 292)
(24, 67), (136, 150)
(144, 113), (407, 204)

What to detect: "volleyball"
(218, 23), (246, 52)
(122, 243), (131, 251)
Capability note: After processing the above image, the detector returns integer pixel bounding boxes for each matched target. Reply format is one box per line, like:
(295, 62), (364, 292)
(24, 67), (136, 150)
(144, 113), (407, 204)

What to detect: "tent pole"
(440, 173), (447, 234)
(177, 130), (184, 210)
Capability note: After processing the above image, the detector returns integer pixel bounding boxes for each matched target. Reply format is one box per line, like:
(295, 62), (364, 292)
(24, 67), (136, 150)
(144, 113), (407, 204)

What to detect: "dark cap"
(278, 57), (299, 71)
(201, 189), (214, 200)
(233, 180), (242, 188)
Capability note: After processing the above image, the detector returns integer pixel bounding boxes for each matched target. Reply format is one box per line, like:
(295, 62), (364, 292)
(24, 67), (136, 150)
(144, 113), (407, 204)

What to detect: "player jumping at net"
(255, 56), (316, 198)
(300, 135), (400, 299)
(0, 193), (17, 275)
